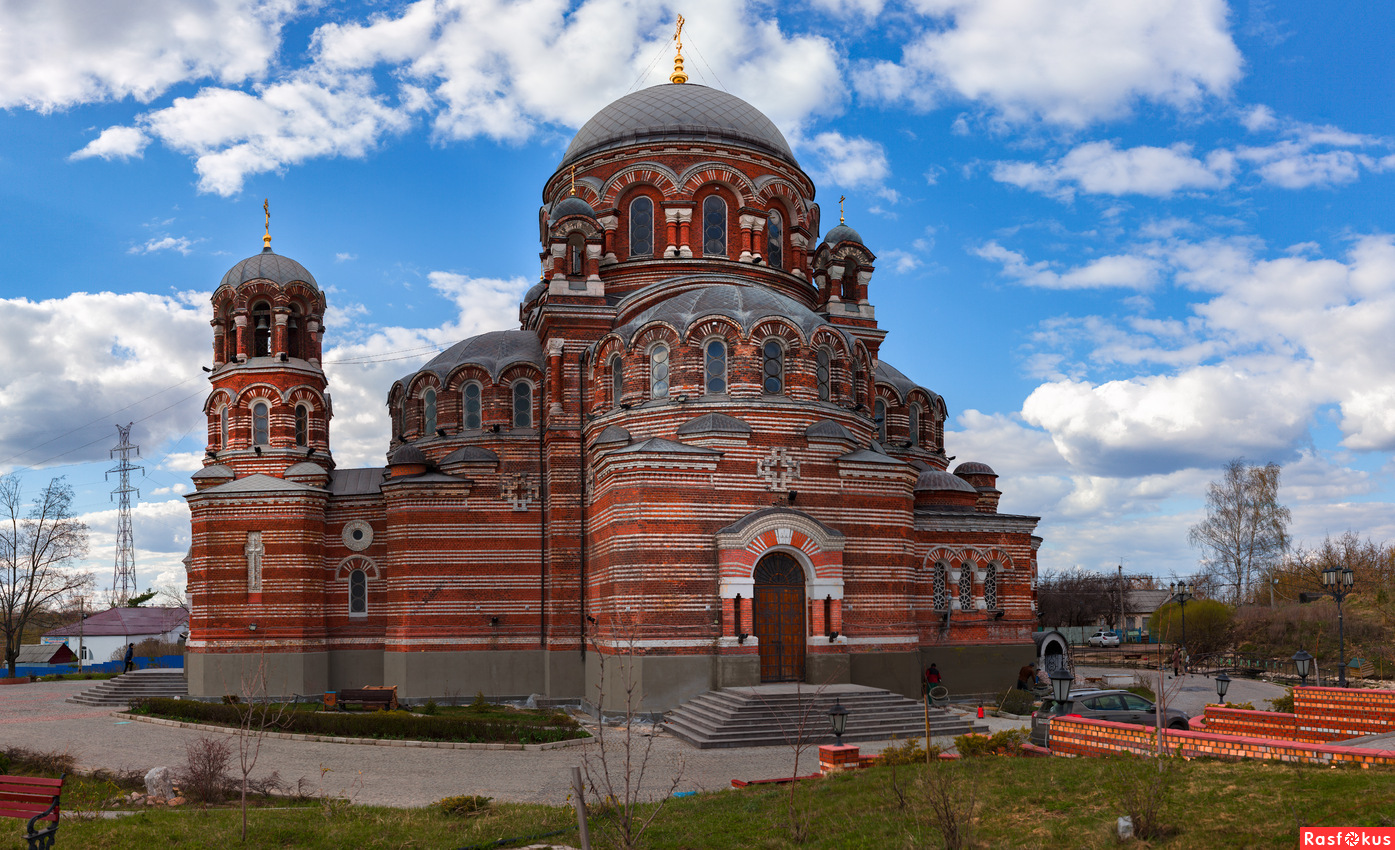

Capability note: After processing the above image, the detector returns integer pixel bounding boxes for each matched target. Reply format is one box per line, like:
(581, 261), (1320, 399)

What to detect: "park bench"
(0, 774), (64, 850)
(324, 686), (398, 711)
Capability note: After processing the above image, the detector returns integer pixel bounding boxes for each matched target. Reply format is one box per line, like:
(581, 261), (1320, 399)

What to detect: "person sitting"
(1016, 662), (1036, 691)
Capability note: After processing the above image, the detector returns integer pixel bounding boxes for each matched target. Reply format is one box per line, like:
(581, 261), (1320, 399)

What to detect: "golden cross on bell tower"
(263, 198), (271, 248)
(570, 165), (577, 196)
(838, 195), (846, 224)
(670, 14), (688, 84)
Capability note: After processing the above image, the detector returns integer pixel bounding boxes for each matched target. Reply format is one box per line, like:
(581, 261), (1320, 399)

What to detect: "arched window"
(398, 396), (407, 437)
(984, 564), (998, 610)
(704, 340), (726, 395)
(766, 209), (783, 270)
(218, 405), (228, 448)
(909, 404), (921, 448)
(933, 561), (948, 610)
(649, 345), (669, 399)
(252, 402), (269, 446)
(629, 196), (654, 258)
(349, 569), (367, 615)
(251, 302), (272, 357)
(463, 383), (482, 430)
(702, 195), (727, 256)
(294, 405), (308, 447)
(842, 262), (859, 302)
(423, 388), (437, 436)
(287, 305), (302, 359)
(762, 340), (784, 394)
(610, 355), (624, 408)
(957, 565), (974, 611)
(874, 399), (887, 443)
(567, 233), (585, 276)
(513, 382), (533, 428)
(816, 349), (831, 402)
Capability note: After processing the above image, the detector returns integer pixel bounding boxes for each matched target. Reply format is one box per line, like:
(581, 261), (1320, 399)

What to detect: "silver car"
(1029, 688), (1190, 747)
(1087, 629), (1121, 647)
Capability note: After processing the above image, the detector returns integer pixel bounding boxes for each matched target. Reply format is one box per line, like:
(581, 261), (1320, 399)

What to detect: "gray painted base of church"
(187, 643), (1033, 708)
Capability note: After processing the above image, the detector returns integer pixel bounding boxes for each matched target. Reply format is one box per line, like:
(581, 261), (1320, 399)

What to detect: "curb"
(112, 712), (593, 751)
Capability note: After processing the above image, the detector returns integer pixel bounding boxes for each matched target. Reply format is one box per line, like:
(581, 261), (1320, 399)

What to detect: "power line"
(107, 423), (143, 605)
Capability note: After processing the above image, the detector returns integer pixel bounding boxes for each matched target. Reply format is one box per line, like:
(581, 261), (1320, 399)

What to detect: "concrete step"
(65, 669), (187, 706)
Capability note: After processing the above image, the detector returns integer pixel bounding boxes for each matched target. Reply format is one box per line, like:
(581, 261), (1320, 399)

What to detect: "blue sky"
(2, 0), (1393, 597)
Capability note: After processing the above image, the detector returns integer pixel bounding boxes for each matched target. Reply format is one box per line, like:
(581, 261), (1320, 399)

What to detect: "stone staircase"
(664, 684), (986, 749)
(66, 668), (188, 707)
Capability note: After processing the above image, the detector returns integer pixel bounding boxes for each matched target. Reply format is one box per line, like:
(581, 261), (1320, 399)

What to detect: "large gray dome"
(218, 247), (318, 291)
(560, 84), (796, 169)
(406, 329), (544, 383)
(614, 280), (845, 345)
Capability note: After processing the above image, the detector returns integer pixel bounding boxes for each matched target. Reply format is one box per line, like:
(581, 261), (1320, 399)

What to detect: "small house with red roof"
(43, 606), (187, 665)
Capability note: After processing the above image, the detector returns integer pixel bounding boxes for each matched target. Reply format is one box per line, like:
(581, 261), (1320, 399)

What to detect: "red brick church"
(185, 58), (1043, 709)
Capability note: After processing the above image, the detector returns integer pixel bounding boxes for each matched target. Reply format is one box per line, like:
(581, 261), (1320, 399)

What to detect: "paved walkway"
(0, 669), (1291, 808)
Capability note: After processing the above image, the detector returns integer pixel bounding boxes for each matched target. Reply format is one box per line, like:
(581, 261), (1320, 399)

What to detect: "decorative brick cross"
(500, 473), (539, 511)
(757, 447), (800, 491)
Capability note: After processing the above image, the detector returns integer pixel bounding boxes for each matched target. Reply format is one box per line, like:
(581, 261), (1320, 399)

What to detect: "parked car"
(1087, 629), (1121, 647)
(1029, 688), (1190, 747)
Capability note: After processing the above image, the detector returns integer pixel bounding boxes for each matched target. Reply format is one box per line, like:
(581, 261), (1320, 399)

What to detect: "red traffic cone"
(977, 705), (984, 719)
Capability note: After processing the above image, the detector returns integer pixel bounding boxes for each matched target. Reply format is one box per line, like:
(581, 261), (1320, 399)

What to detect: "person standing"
(924, 663), (942, 696)
(123, 643), (135, 674)
(1171, 646), (1181, 678)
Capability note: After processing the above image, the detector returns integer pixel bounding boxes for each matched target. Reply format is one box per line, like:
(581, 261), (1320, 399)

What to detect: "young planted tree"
(232, 655), (292, 841)
(1189, 459), (1291, 605)
(0, 474), (93, 676)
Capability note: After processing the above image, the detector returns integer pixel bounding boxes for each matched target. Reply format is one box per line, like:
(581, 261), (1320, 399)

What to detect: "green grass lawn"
(22, 754), (1394, 849)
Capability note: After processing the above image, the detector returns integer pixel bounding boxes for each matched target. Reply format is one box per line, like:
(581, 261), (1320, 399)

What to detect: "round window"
(342, 520), (373, 552)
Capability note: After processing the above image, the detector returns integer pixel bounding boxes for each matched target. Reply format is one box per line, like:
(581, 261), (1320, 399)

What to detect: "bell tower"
(201, 206), (332, 481)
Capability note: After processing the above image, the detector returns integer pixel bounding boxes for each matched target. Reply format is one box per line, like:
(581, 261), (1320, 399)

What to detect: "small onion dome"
(953, 461), (996, 476)
(549, 196), (597, 223)
(219, 247), (319, 291)
(388, 444), (429, 477)
(822, 223), (863, 247)
(284, 461), (330, 485)
(914, 468), (979, 511)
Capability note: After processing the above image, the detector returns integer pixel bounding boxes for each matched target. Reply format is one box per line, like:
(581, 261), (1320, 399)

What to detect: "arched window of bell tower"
(702, 195), (727, 257)
(423, 388), (437, 436)
(287, 304), (302, 359)
(874, 398), (887, 444)
(462, 382), (482, 430)
(252, 401), (270, 446)
(766, 208), (783, 270)
(218, 405), (228, 449)
(629, 196), (654, 258)
(295, 404), (309, 447)
(251, 301), (272, 358)
(610, 355), (624, 408)
(567, 232), (585, 276)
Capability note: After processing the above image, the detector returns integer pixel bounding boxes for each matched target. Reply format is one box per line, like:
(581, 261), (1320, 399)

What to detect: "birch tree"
(1188, 459), (1290, 605)
(0, 474), (93, 675)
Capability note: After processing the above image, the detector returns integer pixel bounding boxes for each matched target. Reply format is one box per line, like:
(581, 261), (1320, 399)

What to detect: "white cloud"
(1241, 104), (1278, 133)
(335, 253), (358, 262)
(128, 236), (196, 256)
(0, 0), (306, 111)
(993, 141), (1234, 200)
(803, 131), (890, 189)
(855, 0), (1241, 126)
(70, 126), (149, 161)
(808, 0), (885, 15)
(975, 241), (1159, 290)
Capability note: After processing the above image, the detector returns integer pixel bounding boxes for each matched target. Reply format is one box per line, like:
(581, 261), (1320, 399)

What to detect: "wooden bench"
(0, 774), (64, 850)
(324, 686), (397, 711)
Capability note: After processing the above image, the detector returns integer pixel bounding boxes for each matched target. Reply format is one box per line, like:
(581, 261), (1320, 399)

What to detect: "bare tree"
(1189, 459), (1291, 605)
(0, 475), (93, 676)
(1036, 569), (1114, 627)
(232, 655), (292, 841)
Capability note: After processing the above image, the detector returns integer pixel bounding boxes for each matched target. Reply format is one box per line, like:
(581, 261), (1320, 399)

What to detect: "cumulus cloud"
(992, 141), (1234, 200)
(855, 0), (1242, 126)
(0, 0), (306, 111)
(803, 131), (890, 188)
(975, 241), (1160, 290)
(70, 126), (149, 161)
(128, 236), (196, 256)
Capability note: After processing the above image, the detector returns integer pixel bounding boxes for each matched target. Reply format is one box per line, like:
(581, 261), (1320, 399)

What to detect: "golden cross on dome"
(570, 165), (577, 196)
(839, 195), (846, 224)
(263, 198), (272, 248)
(670, 14), (688, 84)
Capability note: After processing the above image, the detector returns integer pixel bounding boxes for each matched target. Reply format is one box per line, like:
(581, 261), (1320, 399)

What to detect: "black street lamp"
(828, 698), (848, 746)
(1292, 649), (1313, 687)
(1321, 564), (1356, 687)
(1169, 580), (1193, 670)
(1049, 667), (1074, 714)
(1215, 672), (1231, 704)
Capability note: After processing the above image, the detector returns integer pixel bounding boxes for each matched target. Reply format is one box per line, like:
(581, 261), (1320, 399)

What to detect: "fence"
(9, 654), (184, 678)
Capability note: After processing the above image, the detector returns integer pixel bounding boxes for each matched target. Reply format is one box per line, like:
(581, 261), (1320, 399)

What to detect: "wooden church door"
(754, 553), (806, 682)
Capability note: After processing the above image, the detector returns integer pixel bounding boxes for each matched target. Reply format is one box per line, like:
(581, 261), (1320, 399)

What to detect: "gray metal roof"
(549, 196), (597, 222)
(389, 444), (428, 465)
(595, 425), (631, 444)
(839, 448), (907, 466)
(284, 461), (329, 478)
(677, 412), (751, 436)
(560, 84), (797, 169)
(915, 469), (978, 492)
(406, 330), (545, 384)
(609, 437), (720, 456)
(218, 247), (318, 291)
(615, 281), (839, 344)
(16, 643), (75, 663)
(822, 224), (864, 246)
(876, 360), (941, 405)
(196, 473), (322, 495)
(441, 446), (499, 464)
(191, 464), (234, 480)
(806, 419), (855, 442)
(953, 461), (996, 476)
(329, 467), (385, 496)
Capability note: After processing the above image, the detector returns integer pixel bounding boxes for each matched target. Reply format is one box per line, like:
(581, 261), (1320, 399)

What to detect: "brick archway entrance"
(754, 552), (805, 682)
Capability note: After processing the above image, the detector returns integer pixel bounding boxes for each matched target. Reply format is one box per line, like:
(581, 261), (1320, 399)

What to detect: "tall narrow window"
(568, 233), (585, 275)
(933, 561), (948, 610)
(252, 302), (272, 357)
(287, 305), (302, 359)
(423, 388), (437, 436)
(984, 564), (998, 610)
(218, 405), (228, 448)
(463, 383), (482, 429)
(874, 399), (887, 443)
(649, 345), (669, 399)
(252, 402), (269, 446)
(957, 565), (974, 611)
(762, 340), (783, 394)
(766, 209), (783, 269)
(704, 340), (726, 394)
(513, 382), (532, 428)
(294, 405), (308, 447)
(610, 355), (624, 408)
(703, 195), (727, 256)
(629, 196), (654, 257)
(909, 404), (921, 448)
(816, 349), (831, 401)
(349, 569), (367, 615)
